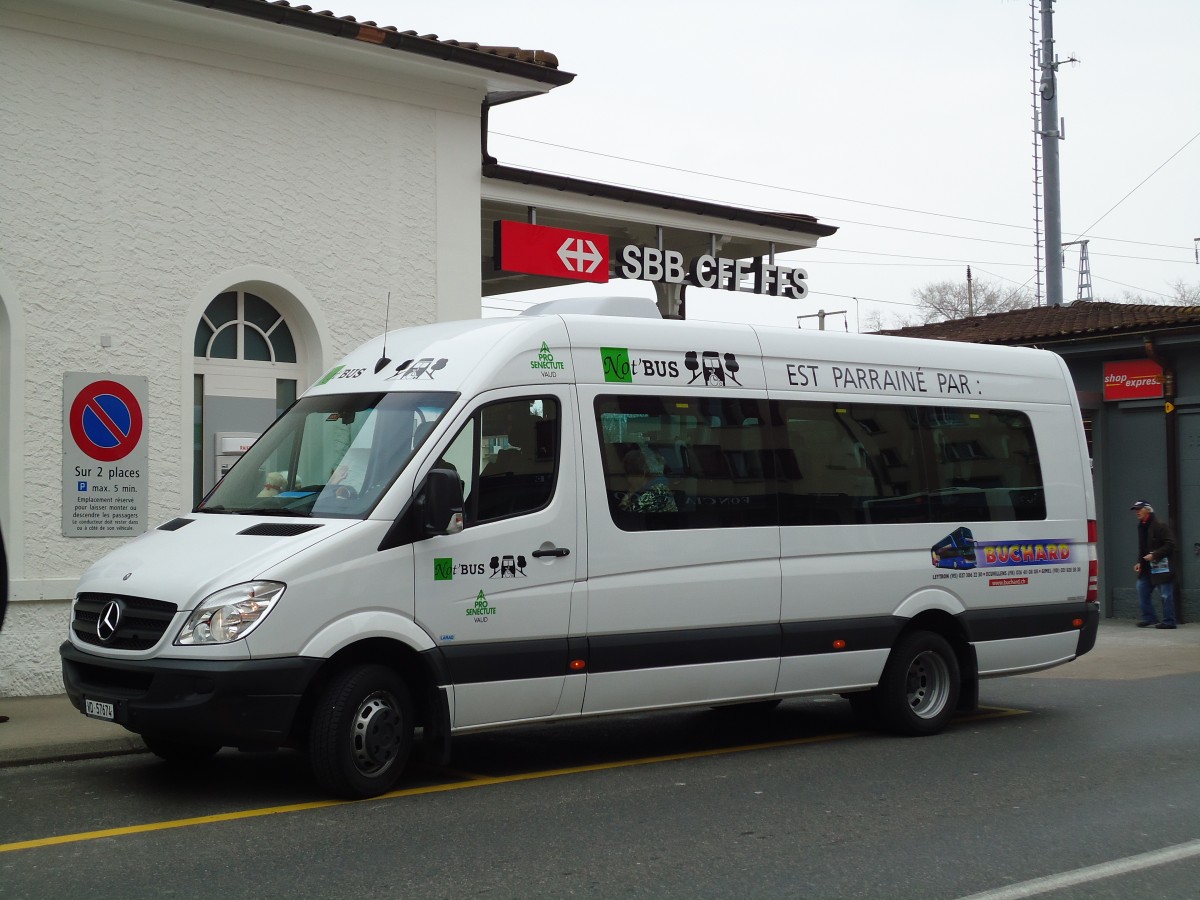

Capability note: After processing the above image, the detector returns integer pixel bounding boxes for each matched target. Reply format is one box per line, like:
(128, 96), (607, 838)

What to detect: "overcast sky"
(344, 0), (1199, 330)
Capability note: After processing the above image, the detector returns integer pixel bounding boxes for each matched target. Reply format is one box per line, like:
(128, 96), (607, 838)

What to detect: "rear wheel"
(142, 735), (222, 763)
(875, 631), (960, 736)
(308, 664), (413, 799)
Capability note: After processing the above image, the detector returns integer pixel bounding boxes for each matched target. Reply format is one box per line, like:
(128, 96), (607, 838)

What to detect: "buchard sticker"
(932, 527), (1073, 570)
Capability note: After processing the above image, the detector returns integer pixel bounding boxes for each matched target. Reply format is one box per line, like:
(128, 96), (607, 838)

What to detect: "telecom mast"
(1063, 240), (1093, 302)
(1029, 1), (1044, 307)
(1038, 0), (1065, 307)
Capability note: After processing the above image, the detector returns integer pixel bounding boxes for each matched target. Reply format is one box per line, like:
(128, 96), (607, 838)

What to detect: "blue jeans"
(1137, 576), (1177, 626)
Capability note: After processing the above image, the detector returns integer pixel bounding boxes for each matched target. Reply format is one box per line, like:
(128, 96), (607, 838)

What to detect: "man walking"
(1131, 500), (1178, 629)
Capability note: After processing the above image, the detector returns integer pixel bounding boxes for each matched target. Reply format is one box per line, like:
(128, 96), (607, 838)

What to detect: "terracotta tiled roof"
(172, 0), (571, 82)
(875, 301), (1200, 345)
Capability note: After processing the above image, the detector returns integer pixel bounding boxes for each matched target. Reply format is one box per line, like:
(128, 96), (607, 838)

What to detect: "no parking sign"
(62, 373), (149, 537)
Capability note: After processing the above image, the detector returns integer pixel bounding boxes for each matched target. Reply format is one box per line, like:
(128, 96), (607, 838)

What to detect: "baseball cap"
(1130, 500), (1153, 511)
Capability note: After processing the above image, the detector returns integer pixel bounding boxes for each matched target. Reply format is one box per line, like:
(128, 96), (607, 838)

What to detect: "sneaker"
(1137, 621), (1156, 627)
(1155, 623), (1177, 630)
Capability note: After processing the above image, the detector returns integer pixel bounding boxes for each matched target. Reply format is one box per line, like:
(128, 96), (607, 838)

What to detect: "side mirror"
(422, 468), (464, 536)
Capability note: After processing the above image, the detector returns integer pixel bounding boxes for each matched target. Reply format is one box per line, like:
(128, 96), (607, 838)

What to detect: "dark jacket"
(1136, 514), (1176, 585)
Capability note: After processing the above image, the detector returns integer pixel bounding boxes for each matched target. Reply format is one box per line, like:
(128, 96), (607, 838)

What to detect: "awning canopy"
(481, 163), (837, 299)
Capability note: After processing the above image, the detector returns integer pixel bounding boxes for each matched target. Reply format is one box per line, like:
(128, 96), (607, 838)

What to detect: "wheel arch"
(291, 636), (449, 752)
(898, 607), (979, 714)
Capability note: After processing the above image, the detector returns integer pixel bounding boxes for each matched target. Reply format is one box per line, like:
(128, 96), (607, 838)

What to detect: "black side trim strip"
(958, 602), (1091, 642)
(432, 605), (1092, 687)
(781, 617), (904, 656)
(588, 625), (779, 674)
(439, 638), (569, 684)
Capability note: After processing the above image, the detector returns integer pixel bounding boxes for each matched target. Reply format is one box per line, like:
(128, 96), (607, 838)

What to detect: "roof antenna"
(373, 292), (393, 374)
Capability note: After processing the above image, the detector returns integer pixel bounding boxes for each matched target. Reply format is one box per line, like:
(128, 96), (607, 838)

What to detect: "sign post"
(62, 373), (149, 537)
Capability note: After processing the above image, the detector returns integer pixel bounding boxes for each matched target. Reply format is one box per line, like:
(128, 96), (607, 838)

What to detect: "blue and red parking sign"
(63, 373), (149, 537)
(69, 380), (144, 462)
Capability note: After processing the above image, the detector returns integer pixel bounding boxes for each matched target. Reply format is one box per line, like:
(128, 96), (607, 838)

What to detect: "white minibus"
(62, 298), (1099, 797)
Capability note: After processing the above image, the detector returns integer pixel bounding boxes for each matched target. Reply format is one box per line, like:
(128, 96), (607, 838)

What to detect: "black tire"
(875, 631), (960, 736)
(308, 664), (413, 799)
(142, 735), (222, 763)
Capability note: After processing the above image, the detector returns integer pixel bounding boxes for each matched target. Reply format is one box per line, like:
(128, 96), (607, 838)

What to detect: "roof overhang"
(8, 0), (573, 106)
(481, 164), (838, 296)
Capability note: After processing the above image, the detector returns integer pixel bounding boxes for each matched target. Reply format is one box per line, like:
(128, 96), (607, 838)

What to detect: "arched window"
(194, 291), (296, 363)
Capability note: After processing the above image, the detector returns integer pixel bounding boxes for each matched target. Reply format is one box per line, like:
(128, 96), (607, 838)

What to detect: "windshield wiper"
(249, 508), (311, 518)
(194, 506), (232, 514)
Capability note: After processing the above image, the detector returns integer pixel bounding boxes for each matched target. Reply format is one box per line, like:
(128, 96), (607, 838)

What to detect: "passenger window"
(595, 396), (1046, 530)
(450, 397), (560, 525)
(595, 394), (774, 531)
(776, 401), (1045, 525)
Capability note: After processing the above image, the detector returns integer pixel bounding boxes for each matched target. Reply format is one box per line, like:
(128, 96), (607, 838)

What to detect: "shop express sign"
(494, 220), (808, 299)
(1103, 359), (1164, 401)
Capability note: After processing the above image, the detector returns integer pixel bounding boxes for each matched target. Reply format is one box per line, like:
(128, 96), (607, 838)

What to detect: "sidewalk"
(1, 621), (1196, 767)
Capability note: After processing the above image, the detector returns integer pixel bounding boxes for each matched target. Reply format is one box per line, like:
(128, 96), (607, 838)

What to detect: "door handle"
(531, 547), (570, 558)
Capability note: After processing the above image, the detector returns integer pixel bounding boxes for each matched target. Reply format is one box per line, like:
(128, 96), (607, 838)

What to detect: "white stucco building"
(0, 0), (834, 695)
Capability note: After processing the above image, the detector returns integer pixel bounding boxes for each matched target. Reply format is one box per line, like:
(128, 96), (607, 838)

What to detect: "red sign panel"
(494, 220), (610, 283)
(1103, 360), (1163, 401)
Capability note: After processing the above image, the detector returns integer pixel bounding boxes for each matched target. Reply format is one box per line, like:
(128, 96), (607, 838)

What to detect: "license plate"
(84, 699), (115, 721)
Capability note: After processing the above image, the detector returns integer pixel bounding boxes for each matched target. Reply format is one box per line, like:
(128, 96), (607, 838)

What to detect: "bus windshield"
(198, 391), (457, 518)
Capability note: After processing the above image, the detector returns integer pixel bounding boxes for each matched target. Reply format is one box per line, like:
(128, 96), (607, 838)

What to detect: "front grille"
(73, 593), (177, 650)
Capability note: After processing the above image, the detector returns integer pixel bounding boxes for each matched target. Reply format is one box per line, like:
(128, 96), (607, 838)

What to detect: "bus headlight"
(175, 581), (285, 645)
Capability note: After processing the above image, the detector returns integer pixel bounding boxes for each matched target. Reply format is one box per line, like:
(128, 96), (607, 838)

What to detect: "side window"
(594, 394), (774, 531)
(920, 407), (1045, 521)
(448, 397), (560, 526)
(775, 400), (1045, 525)
(777, 402), (928, 526)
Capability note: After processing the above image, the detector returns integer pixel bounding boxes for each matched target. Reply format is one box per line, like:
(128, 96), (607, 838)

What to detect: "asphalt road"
(1, 667), (1197, 899)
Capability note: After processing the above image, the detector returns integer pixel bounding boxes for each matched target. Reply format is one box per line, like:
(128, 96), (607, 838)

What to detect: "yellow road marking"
(0, 706), (1026, 855)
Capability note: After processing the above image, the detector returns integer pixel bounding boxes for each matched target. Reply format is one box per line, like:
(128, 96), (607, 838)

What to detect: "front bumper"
(60, 642), (322, 748)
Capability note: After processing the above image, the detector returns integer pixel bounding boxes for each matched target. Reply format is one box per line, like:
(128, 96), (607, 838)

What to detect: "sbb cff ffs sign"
(494, 220), (809, 298)
(1103, 360), (1163, 401)
(617, 246), (808, 299)
(494, 220), (610, 283)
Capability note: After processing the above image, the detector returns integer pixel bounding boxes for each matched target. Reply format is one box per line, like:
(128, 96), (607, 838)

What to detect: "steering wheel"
(334, 484), (358, 501)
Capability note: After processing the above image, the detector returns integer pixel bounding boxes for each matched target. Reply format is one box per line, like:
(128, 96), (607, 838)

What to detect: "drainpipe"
(1143, 336), (1183, 622)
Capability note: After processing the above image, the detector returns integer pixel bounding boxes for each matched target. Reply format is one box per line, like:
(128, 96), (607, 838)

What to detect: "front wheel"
(308, 664), (414, 799)
(875, 631), (960, 736)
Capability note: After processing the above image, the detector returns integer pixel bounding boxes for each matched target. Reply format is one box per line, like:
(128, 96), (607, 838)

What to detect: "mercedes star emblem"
(96, 599), (123, 642)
